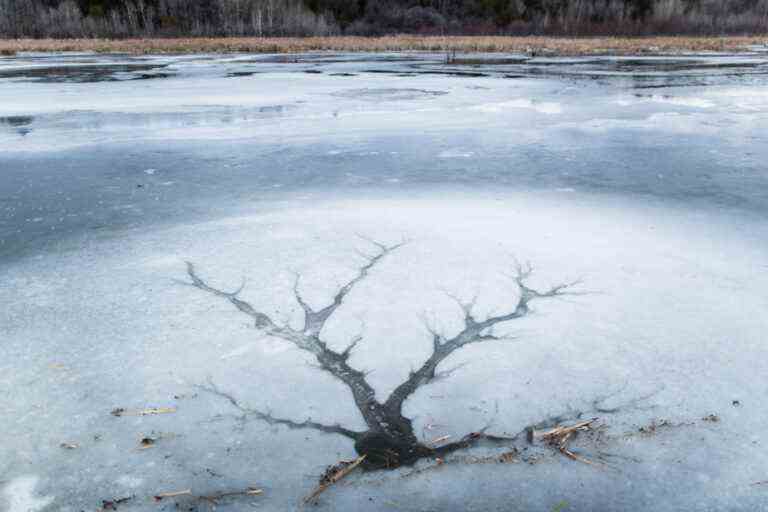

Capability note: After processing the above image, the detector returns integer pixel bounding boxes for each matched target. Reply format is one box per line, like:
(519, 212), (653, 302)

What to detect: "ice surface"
(1, 52), (768, 511)
(2, 192), (768, 511)
(1, 52), (767, 153)
(2, 477), (53, 512)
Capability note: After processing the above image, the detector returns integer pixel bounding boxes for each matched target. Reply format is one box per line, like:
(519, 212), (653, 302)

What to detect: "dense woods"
(1, 0), (767, 38)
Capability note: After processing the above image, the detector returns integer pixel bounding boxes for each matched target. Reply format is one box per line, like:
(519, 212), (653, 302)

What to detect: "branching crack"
(196, 378), (362, 440)
(184, 239), (611, 469)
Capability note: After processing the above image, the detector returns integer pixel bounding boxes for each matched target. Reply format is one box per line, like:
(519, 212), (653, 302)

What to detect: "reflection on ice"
(0, 51), (766, 154)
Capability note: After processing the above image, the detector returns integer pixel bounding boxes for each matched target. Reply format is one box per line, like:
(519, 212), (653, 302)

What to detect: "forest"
(0, 0), (767, 40)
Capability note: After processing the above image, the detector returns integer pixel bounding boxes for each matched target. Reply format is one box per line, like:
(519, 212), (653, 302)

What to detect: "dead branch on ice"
(198, 487), (264, 505)
(111, 407), (176, 417)
(153, 487), (264, 505)
(304, 455), (367, 503)
(534, 418), (602, 466)
(153, 489), (192, 501)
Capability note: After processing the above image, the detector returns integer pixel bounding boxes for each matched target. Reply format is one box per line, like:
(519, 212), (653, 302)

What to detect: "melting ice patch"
(562, 112), (724, 135)
(646, 95), (715, 109)
(332, 88), (448, 101)
(471, 98), (562, 114)
(706, 87), (768, 112)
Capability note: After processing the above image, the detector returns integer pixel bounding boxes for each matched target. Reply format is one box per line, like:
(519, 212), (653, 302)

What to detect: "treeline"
(1, 0), (767, 38)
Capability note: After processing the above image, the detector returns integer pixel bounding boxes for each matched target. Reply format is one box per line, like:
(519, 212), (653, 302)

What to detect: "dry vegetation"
(1, 34), (766, 55)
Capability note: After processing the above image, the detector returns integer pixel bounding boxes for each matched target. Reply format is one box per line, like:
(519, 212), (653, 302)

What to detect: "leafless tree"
(3, 0), (768, 37)
(183, 240), (602, 469)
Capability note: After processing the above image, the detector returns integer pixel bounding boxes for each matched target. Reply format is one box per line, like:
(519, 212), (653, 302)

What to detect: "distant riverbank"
(2, 35), (767, 56)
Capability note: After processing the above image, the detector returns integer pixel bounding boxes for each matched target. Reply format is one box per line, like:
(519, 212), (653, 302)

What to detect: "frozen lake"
(2, 51), (768, 511)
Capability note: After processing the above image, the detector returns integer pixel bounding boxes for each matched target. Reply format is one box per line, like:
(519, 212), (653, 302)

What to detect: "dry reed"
(1, 35), (766, 56)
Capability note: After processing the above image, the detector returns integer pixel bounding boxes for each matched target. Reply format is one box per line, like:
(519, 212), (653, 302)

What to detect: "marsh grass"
(1, 35), (766, 56)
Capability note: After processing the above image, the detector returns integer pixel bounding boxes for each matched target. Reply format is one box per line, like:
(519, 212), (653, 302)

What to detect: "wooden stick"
(199, 488), (263, 504)
(304, 455), (366, 503)
(112, 407), (177, 417)
(428, 435), (451, 446)
(137, 407), (177, 416)
(153, 489), (192, 501)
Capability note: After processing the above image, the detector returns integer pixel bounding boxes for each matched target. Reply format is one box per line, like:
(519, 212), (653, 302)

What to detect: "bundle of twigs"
(531, 418), (600, 465)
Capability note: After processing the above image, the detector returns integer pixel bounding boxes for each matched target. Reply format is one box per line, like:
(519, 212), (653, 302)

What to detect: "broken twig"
(153, 489), (192, 501)
(304, 455), (366, 503)
(198, 488), (263, 504)
(534, 419), (601, 466)
(152, 487), (263, 505)
(428, 435), (451, 446)
(111, 407), (176, 417)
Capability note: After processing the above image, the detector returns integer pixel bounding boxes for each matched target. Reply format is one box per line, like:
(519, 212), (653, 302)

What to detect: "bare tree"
(3, 0), (768, 37)
(184, 240), (584, 469)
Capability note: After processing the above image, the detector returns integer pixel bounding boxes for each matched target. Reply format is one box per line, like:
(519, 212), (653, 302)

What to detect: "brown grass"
(1, 35), (766, 56)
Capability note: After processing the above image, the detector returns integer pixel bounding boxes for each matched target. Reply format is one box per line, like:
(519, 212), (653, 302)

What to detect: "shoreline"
(1, 35), (767, 56)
